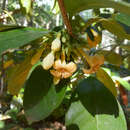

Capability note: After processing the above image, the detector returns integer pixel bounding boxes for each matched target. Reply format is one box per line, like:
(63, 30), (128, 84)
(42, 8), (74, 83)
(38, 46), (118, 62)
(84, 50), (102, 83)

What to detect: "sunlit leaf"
(65, 77), (127, 130)
(23, 66), (67, 124)
(66, 101), (127, 130)
(96, 68), (117, 97)
(112, 76), (130, 91)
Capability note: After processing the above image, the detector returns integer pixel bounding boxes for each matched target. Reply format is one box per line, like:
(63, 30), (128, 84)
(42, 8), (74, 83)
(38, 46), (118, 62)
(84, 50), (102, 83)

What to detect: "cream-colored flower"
(51, 38), (61, 52)
(50, 59), (77, 84)
(42, 51), (54, 70)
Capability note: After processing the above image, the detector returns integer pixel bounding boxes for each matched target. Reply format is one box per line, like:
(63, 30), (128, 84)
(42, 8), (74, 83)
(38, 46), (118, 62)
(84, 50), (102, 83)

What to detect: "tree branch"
(57, 0), (74, 36)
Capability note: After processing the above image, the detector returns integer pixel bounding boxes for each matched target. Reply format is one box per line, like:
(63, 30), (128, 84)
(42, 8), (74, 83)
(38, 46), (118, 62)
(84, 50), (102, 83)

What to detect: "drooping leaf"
(98, 50), (123, 66)
(64, 0), (130, 16)
(115, 13), (130, 26)
(23, 66), (67, 124)
(7, 56), (32, 95)
(96, 68), (117, 97)
(65, 77), (127, 130)
(112, 76), (130, 91)
(0, 27), (49, 55)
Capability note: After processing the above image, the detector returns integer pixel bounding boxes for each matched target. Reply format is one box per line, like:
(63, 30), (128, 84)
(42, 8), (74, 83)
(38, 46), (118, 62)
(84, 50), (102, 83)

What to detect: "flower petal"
(50, 70), (61, 78)
(53, 59), (66, 70)
(82, 68), (94, 74)
(65, 62), (77, 73)
(62, 72), (72, 78)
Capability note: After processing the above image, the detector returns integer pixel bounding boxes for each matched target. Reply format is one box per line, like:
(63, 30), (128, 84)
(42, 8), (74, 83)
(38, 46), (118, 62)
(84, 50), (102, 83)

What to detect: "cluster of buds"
(42, 33), (61, 70)
(41, 32), (77, 85)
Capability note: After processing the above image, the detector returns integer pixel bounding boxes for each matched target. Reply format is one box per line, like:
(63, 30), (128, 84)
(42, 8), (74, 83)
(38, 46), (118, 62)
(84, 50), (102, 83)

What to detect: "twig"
(57, 0), (74, 36)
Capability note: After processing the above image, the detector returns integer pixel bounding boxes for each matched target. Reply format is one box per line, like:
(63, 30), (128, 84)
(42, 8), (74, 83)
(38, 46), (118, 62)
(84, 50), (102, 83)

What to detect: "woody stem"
(57, 0), (74, 36)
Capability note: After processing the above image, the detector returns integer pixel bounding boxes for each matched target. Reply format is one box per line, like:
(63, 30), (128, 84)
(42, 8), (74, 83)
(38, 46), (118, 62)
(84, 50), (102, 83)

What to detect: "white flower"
(51, 37), (61, 52)
(42, 51), (54, 70)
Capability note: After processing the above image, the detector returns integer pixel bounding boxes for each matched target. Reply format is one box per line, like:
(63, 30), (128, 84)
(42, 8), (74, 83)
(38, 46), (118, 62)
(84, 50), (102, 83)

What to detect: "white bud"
(61, 36), (66, 43)
(51, 38), (61, 52)
(42, 52), (54, 70)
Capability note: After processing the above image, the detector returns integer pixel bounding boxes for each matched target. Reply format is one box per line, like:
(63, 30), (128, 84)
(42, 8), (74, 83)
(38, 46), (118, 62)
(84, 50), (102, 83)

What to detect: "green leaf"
(66, 101), (127, 130)
(0, 24), (22, 32)
(65, 77), (127, 130)
(112, 76), (130, 91)
(98, 50), (123, 66)
(96, 68), (117, 97)
(64, 0), (130, 16)
(23, 66), (67, 124)
(0, 27), (49, 55)
(100, 19), (130, 40)
(115, 13), (130, 26)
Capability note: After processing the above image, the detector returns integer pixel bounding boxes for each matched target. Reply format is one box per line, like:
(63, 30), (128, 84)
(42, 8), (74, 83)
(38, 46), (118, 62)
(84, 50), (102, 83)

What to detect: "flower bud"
(51, 38), (61, 52)
(42, 52), (54, 70)
(61, 36), (66, 43)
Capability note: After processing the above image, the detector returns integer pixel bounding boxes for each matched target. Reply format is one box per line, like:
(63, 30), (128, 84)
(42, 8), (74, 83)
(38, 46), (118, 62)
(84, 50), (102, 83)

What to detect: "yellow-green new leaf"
(96, 68), (117, 97)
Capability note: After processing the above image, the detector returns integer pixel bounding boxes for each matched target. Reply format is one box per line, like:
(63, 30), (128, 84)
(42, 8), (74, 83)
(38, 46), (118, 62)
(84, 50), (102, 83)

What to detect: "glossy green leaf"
(66, 101), (127, 130)
(112, 76), (130, 91)
(23, 66), (67, 124)
(65, 77), (127, 130)
(0, 27), (48, 55)
(64, 0), (130, 16)
(115, 13), (130, 26)
(98, 50), (123, 66)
